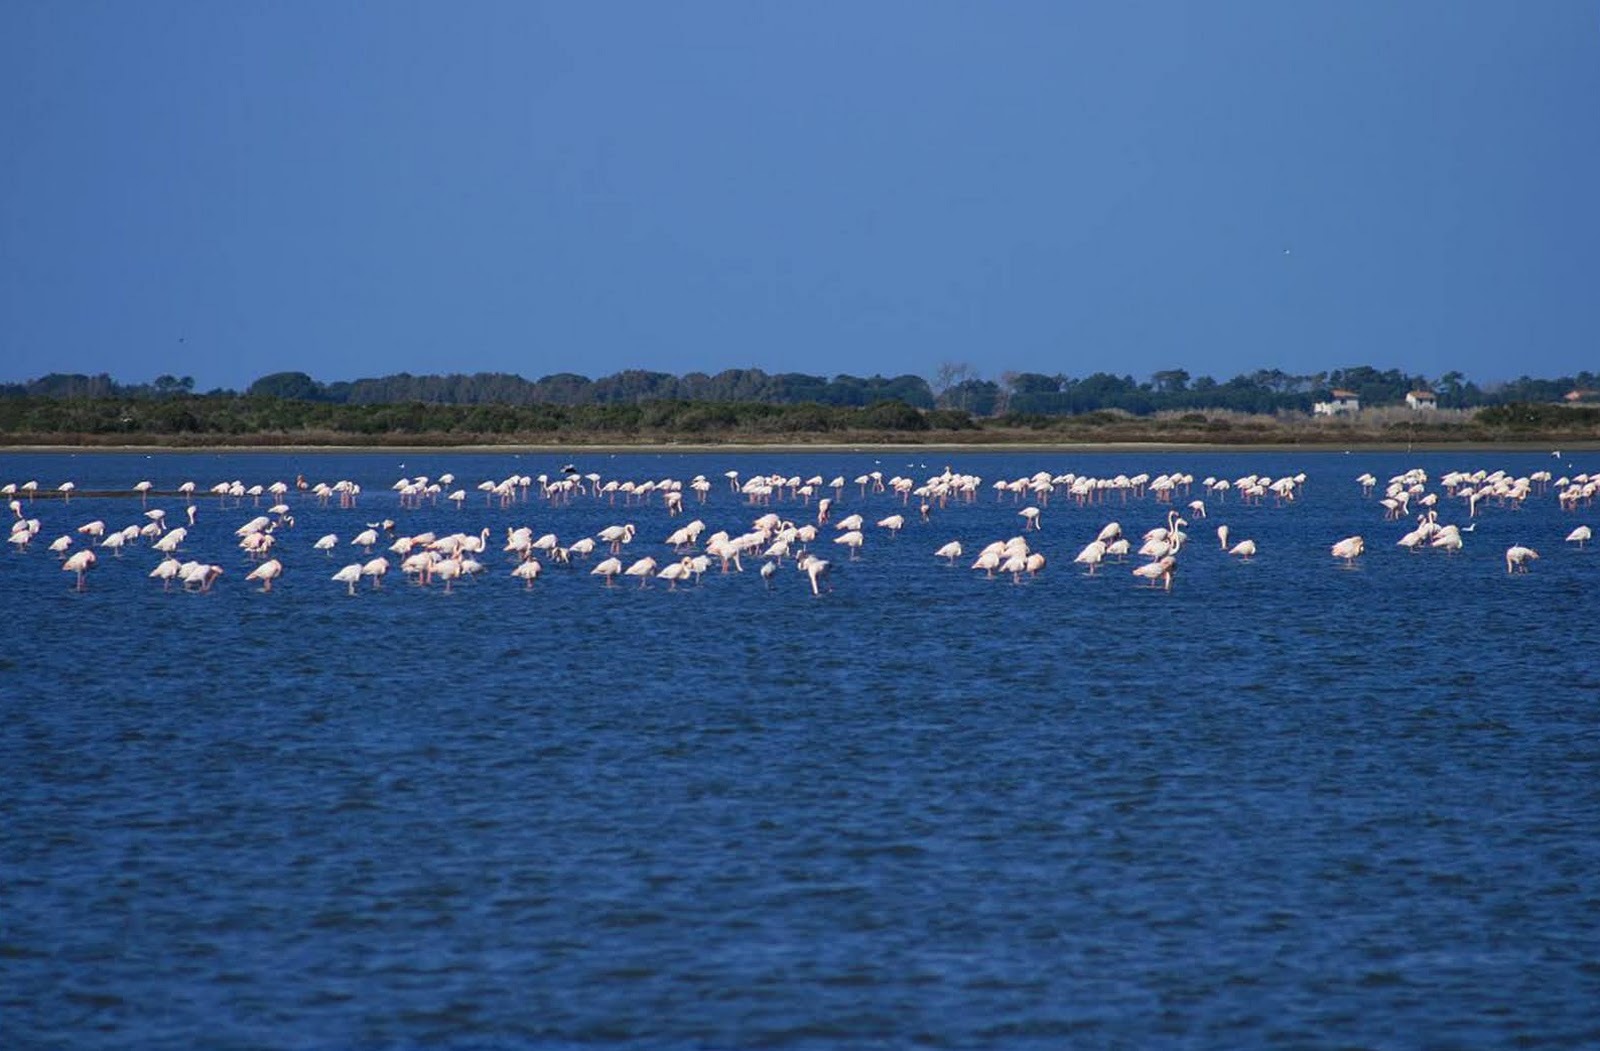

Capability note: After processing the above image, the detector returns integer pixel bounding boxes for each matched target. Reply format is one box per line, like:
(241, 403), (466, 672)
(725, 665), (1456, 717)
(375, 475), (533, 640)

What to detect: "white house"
(1313, 389), (1360, 416)
(1406, 390), (1438, 410)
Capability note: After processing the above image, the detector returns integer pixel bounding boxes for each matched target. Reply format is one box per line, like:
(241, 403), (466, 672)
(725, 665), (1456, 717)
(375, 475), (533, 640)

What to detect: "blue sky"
(2, 2), (1596, 391)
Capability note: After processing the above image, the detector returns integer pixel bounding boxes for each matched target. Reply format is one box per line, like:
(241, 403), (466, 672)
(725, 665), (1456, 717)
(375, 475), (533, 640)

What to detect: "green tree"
(1151, 369), (1191, 394)
(248, 372), (323, 401)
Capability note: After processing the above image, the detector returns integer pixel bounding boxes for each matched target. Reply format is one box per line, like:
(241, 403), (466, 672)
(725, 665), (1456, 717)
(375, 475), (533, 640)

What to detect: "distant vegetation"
(1, 365), (1595, 445)
(0, 395), (974, 441)
(4, 364), (1598, 415)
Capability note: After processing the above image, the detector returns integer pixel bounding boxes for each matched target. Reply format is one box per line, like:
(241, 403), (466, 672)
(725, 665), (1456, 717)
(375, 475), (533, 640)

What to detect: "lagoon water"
(4, 448), (1599, 1049)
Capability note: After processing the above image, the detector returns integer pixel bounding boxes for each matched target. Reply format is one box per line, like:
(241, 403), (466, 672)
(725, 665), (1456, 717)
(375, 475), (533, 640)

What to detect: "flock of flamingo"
(3, 462), (1595, 596)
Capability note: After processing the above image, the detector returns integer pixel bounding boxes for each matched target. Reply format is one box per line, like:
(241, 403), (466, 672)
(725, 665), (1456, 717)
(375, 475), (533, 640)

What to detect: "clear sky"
(2, 2), (1596, 391)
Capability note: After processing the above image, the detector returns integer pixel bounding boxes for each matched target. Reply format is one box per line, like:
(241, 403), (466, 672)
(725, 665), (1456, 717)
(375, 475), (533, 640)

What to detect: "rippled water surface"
(4, 448), (1599, 1049)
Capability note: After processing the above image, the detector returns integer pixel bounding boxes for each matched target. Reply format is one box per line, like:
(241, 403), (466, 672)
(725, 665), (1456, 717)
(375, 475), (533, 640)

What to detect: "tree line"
(0, 394), (975, 439)
(2, 364), (1596, 417)
(935, 365), (1599, 415)
(3, 391), (1595, 444)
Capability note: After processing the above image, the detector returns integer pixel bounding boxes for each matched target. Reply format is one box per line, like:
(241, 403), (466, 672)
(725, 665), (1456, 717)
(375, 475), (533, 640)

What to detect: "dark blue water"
(4, 449), (1599, 1049)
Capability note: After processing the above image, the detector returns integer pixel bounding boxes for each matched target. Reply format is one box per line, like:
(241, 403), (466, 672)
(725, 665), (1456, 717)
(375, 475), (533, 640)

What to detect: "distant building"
(1313, 389), (1360, 416)
(1405, 390), (1438, 410)
(1564, 389), (1598, 404)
